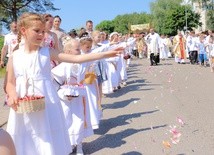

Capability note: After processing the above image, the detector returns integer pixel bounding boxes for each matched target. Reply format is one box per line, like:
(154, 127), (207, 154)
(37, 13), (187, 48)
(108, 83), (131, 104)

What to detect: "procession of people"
(0, 11), (214, 155)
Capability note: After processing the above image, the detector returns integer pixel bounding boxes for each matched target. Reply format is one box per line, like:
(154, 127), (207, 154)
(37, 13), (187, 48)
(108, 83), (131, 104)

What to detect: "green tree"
(113, 12), (152, 34)
(0, 0), (58, 30)
(151, 0), (182, 34)
(115, 13), (152, 34)
(96, 12), (151, 34)
(164, 5), (201, 36)
(0, 36), (4, 51)
(95, 20), (115, 34)
(151, 0), (201, 35)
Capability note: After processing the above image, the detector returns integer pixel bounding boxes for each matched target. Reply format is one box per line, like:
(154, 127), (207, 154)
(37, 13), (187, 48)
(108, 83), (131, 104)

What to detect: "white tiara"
(61, 35), (72, 45)
(79, 36), (91, 41)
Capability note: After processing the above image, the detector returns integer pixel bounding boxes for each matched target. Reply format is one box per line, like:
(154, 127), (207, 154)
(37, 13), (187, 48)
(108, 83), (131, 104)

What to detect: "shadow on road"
(105, 79), (160, 98)
(84, 124), (167, 154)
(122, 151), (143, 155)
(95, 110), (159, 135)
(102, 98), (140, 110)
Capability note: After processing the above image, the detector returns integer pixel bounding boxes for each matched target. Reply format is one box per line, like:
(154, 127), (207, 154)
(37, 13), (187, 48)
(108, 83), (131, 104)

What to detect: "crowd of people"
(0, 11), (214, 155)
(131, 28), (214, 72)
(0, 13), (135, 155)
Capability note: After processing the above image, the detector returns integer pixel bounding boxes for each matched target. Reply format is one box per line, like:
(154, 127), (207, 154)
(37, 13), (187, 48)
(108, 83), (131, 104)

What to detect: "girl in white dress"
(111, 32), (128, 86)
(102, 32), (136, 94)
(79, 36), (101, 130)
(159, 35), (168, 60)
(91, 30), (105, 110)
(6, 12), (123, 155)
(51, 38), (93, 155)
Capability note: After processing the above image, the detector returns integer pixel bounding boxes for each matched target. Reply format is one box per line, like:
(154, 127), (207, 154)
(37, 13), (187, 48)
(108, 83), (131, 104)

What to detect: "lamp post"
(184, 0), (189, 32)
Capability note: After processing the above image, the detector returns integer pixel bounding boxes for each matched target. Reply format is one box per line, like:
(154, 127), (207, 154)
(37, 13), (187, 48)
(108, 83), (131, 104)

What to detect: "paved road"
(1, 58), (214, 155)
(0, 77), (9, 129)
(83, 58), (214, 155)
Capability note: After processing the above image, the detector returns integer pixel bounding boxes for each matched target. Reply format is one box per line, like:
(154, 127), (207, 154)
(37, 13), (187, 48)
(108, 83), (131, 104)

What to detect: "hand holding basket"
(16, 78), (45, 113)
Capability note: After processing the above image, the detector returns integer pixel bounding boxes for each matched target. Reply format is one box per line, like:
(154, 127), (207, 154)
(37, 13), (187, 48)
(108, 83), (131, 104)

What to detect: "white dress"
(159, 38), (168, 59)
(51, 62), (94, 145)
(102, 56), (119, 94)
(6, 47), (71, 155)
(79, 62), (102, 129)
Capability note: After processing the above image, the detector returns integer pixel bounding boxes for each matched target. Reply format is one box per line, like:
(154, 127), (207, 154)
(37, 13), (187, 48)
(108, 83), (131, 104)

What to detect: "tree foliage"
(0, 0), (58, 30)
(96, 12), (152, 34)
(150, 0), (182, 34)
(0, 36), (4, 51)
(164, 6), (201, 36)
(95, 20), (115, 34)
(151, 0), (202, 35)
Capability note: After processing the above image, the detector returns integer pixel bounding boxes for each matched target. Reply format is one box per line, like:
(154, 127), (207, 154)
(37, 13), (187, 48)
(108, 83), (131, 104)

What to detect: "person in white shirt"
(206, 36), (214, 72)
(145, 28), (161, 66)
(205, 30), (213, 45)
(0, 21), (18, 67)
(186, 31), (198, 64)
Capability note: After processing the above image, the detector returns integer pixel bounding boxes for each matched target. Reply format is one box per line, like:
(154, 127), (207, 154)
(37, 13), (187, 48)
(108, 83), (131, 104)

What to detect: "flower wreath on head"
(79, 35), (91, 41)
(61, 35), (72, 46)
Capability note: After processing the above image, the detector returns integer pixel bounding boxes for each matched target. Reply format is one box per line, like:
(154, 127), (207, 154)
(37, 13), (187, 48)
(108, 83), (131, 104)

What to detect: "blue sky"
(50, 0), (155, 33)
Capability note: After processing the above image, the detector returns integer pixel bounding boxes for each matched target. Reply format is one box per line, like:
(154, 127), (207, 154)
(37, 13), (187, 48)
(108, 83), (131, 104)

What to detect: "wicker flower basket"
(16, 76), (45, 113)
(16, 96), (45, 113)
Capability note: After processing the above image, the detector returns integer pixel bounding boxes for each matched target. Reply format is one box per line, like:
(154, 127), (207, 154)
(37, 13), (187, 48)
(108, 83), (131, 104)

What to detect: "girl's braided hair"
(13, 12), (46, 51)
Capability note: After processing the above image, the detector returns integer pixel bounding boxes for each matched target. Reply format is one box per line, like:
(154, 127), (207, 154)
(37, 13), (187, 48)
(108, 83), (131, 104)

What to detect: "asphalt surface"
(1, 58), (214, 155)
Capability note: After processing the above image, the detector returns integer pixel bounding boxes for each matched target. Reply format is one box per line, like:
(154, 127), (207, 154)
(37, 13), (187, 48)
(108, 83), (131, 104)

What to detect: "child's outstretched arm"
(6, 56), (18, 111)
(50, 47), (124, 64)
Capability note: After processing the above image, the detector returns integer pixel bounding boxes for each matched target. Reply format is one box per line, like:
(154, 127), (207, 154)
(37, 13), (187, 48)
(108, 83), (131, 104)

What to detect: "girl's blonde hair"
(61, 35), (74, 51)
(14, 12), (45, 51)
(91, 30), (100, 39)
(79, 37), (93, 46)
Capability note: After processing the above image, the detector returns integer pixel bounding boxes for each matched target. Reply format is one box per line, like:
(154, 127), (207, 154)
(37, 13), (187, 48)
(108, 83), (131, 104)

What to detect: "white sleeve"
(3, 34), (9, 46)
(91, 44), (111, 53)
(51, 63), (67, 85)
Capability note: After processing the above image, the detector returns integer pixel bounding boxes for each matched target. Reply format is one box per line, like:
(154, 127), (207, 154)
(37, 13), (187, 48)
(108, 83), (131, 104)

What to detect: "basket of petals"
(17, 95), (45, 113)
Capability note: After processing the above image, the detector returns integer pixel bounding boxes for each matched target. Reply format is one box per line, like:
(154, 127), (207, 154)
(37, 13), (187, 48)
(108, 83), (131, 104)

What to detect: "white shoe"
(76, 144), (84, 155)
(122, 82), (127, 86)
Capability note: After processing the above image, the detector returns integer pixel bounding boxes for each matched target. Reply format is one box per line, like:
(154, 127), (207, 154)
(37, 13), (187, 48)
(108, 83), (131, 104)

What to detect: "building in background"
(192, 2), (207, 32)
(182, 0), (213, 32)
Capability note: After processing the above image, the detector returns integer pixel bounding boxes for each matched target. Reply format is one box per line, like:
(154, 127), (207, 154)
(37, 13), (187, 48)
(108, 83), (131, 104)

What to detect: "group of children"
(186, 31), (214, 72)
(2, 12), (136, 155)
